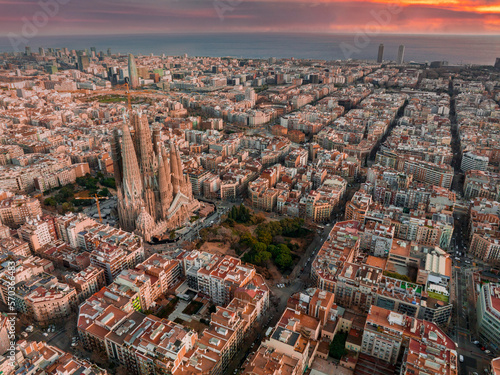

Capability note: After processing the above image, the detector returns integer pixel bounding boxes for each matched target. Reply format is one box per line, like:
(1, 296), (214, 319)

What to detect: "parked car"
(25, 325), (33, 333)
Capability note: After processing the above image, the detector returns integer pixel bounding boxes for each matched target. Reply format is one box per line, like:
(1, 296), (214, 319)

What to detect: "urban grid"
(0, 44), (500, 375)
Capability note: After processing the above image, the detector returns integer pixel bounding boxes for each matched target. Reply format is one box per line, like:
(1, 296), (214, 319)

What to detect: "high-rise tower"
(495, 58), (500, 70)
(377, 44), (384, 63)
(397, 45), (405, 64)
(128, 54), (140, 89)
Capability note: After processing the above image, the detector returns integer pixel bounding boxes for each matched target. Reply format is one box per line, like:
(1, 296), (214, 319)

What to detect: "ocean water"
(0, 33), (499, 65)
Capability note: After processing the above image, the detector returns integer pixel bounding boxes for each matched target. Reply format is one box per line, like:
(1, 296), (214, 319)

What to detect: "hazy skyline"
(2, 0), (500, 38)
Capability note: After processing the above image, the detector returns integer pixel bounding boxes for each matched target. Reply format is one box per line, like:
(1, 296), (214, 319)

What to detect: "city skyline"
(1, 0), (499, 37)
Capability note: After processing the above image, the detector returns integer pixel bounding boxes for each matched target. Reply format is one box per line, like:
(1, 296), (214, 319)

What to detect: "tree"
(329, 332), (347, 360)
(275, 249), (293, 270)
(240, 232), (257, 247)
(61, 202), (74, 213)
(101, 177), (116, 189)
(253, 242), (267, 253)
(98, 188), (110, 197)
(259, 251), (272, 263)
(267, 244), (279, 258)
(257, 230), (273, 246)
(44, 197), (57, 207)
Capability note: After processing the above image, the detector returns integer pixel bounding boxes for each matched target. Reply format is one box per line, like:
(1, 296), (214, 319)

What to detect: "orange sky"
(1, 0), (499, 35)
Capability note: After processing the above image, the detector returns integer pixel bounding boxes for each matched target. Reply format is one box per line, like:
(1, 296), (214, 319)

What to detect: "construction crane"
(114, 83), (153, 111)
(74, 194), (109, 223)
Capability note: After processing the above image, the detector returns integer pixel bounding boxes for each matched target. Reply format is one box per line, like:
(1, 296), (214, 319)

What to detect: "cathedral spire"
(111, 127), (122, 188)
(119, 119), (144, 231)
(175, 144), (184, 191)
(121, 120), (143, 199)
(157, 152), (170, 219)
(170, 141), (180, 195)
(161, 147), (173, 209)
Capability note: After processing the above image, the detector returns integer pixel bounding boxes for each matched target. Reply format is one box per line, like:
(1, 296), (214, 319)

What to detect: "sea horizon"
(1, 32), (499, 66)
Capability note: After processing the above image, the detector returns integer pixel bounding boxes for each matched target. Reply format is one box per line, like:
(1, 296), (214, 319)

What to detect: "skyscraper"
(397, 45), (405, 64)
(78, 55), (90, 72)
(128, 54), (140, 89)
(377, 44), (384, 63)
(113, 111), (199, 241)
(495, 58), (500, 70)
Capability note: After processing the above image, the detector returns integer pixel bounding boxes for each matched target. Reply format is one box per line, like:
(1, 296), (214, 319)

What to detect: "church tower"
(118, 120), (144, 231)
(169, 141), (181, 195)
(110, 127), (122, 189)
(161, 147), (173, 212)
(114, 112), (199, 241)
(136, 111), (156, 220)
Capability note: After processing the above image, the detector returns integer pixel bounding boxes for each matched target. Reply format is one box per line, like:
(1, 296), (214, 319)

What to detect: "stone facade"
(113, 111), (199, 241)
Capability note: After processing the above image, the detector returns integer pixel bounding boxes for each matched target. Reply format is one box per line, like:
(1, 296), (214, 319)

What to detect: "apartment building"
(89, 244), (132, 284)
(64, 265), (106, 303)
(105, 313), (198, 375)
(401, 158), (453, 189)
(461, 151), (489, 172)
(249, 178), (279, 212)
(311, 221), (361, 293)
(18, 218), (53, 252)
(346, 191), (373, 222)
(477, 283), (500, 351)
(55, 212), (95, 249)
(360, 306), (405, 364)
(362, 306), (458, 374)
(0, 237), (30, 257)
(469, 230), (500, 261)
(135, 254), (182, 298)
(241, 345), (300, 375)
(15, 273), (77, 323)
(195, 254), (256, 306)
(0, 191), (42, 228)
(15, 341), (108, 375)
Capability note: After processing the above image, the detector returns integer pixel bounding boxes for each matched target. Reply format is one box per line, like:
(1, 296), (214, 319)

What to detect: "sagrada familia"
(111, 111), (200, 241)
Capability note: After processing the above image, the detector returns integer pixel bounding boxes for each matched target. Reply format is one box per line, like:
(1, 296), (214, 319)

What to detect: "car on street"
(459, 355), (464, 363)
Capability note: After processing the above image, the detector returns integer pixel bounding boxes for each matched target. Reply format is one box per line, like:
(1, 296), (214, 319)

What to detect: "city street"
(226, 221), (335, 373)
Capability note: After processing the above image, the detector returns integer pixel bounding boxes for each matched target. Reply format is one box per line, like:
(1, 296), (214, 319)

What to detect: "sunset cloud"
(0, 0), (498, 36)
